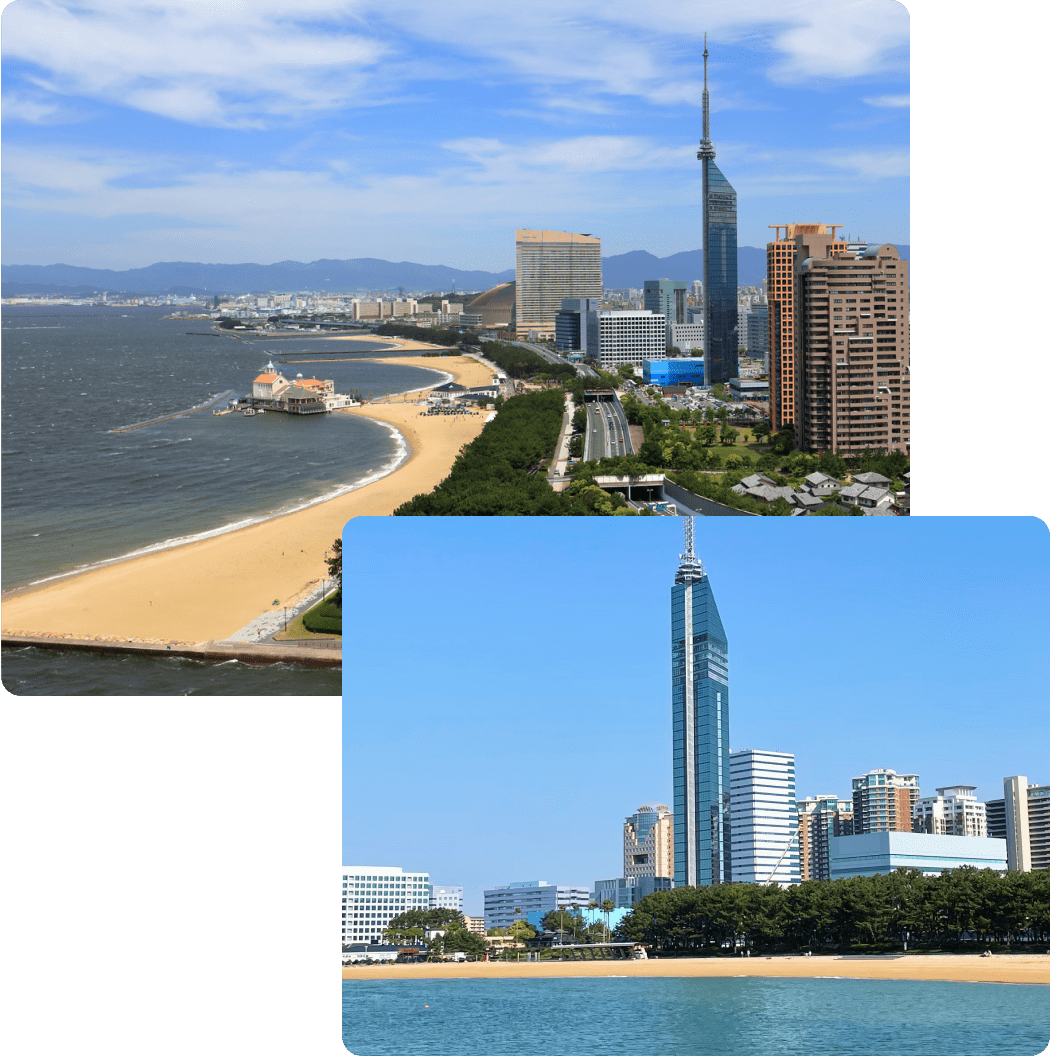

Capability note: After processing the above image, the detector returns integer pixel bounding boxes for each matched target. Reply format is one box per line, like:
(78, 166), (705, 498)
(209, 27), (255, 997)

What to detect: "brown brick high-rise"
(766, 224), (846, 432)
(794, 239), (910, 455)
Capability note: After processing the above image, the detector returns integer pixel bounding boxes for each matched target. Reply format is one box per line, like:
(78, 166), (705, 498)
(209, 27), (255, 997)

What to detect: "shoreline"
(1, 352), (493, 648)
(342, 953), (1050, 986)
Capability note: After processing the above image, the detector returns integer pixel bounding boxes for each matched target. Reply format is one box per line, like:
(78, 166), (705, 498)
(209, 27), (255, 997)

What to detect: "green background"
(4, 2), (1043, 1056)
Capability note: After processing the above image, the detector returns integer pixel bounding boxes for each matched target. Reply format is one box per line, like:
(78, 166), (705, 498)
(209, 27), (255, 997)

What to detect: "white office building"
(342, 866), (431, 945)
(729, 749), (801, 886)
(429, 885), (464, 912)
(585, 310), (666, 369)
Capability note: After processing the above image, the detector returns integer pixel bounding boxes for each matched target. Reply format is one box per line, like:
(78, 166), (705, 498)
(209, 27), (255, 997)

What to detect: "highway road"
(584, 396), (633, 460)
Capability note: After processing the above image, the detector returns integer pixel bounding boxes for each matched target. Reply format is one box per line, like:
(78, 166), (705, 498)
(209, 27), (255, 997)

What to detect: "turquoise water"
(342, 977), (1049, 1055)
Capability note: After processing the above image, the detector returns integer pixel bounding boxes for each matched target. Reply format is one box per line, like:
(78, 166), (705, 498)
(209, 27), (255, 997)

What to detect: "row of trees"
(614, 869), (1050, 954)
(393, 390), (596, 515)
(373, 321), (478, 346)
(481, 341), (577, 384)
(382, 908), (489, 959)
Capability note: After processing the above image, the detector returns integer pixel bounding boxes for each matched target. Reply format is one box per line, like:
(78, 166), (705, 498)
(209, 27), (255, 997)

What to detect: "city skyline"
(341, 517), (1050, 914)
(3, 1), (908, 270)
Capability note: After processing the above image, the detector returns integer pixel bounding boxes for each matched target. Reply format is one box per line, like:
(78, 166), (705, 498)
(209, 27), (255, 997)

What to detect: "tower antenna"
(684, 516), (694, 559)
(698, 33), (715, 160)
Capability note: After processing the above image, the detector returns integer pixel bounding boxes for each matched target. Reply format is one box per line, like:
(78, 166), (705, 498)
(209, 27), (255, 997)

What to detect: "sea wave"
(22, 418), (410, 590)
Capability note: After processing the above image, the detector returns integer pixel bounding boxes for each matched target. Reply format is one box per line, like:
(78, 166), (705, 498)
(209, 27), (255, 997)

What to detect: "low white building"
(430, 885), (464, 912)
(667, 322), (704, 352)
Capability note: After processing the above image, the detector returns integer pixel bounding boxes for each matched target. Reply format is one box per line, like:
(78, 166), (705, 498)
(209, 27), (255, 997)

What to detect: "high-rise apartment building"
(341, 866), (431, 945)
(797, 795), (854, 882)
(851, 769), (920, 834)
(987, 776), (1050, 871)
(515, 229), (602, 338)
(729, 749), (800, 885)
(697, 37), (738, 385)
(913, 785), (987, 837)
(644, 279), (688, 332)
(671, 518), (730, 887)
(623, 803), (674, 883)
(429, 885), (464, 912)
(795, 240), (910, 455)
(766, 224), (847, 432)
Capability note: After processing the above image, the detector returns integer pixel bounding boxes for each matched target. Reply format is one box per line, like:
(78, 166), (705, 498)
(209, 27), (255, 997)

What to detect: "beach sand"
(342, 953), (1050, 986)
(1, 355), (490, 645)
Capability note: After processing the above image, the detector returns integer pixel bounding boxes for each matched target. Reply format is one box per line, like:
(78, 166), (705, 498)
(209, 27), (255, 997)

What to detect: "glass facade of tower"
(671, 559), (731, 887)
(702, 160), (739, 385)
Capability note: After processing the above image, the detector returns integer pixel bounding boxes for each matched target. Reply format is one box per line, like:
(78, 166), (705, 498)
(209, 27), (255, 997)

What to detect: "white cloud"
(822, 148), (909, 179)
(0, 0), (909, 127)
(863, 94), (911, 107)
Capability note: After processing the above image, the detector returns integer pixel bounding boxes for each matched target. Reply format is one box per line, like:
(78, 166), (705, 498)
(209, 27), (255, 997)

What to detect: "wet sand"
(1, 355), (490, 645)
(342, 954), (1050, 986)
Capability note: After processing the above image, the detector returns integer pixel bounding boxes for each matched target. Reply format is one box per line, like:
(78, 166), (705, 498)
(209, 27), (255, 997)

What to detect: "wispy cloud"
(1, 0), (909, 128)
(863, 94), (910, 107)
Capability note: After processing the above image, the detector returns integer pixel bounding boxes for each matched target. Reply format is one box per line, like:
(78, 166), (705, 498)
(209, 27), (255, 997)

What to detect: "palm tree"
(570, 903), (580, 942)
(600, 898), (615, 942)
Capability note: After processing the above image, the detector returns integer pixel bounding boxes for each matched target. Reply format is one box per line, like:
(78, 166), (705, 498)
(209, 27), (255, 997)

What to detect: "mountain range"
(2, 245), (907, 298)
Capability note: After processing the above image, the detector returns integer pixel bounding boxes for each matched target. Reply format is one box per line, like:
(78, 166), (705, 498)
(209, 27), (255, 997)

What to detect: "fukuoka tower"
(671, 518), (731, 886)
(697, 34), (739, 385)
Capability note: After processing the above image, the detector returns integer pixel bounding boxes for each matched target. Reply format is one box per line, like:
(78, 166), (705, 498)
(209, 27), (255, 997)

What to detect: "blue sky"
(342, 516), (1050, 916)
(2, 0), (908, 270)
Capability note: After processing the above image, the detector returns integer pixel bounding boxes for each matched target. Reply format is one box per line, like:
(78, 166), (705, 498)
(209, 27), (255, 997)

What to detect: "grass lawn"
(272, 612), (340, 641)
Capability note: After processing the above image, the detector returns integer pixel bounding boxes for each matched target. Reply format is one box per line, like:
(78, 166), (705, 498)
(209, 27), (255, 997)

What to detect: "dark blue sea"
(341, 976), (1050, 1056)
(1, 304), (446, 693)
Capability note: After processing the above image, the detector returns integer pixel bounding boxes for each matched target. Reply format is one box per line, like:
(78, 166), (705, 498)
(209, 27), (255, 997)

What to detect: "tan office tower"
(1004, 776), (1033, 871)
(794, 238), (910, 455)
(623, 804), (673, 882)
(515, 229), (602, 338)
(766, 224), (846, 432)
(851, 768), (919, 834)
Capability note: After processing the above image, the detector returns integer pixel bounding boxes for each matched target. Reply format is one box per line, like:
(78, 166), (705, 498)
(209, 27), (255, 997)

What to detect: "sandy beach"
(1, 354), (490, 645)
(343, 954), (1050, 986)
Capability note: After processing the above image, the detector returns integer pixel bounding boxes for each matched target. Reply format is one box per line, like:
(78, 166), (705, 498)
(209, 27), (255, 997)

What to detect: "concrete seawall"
(1, 634), (341, 668)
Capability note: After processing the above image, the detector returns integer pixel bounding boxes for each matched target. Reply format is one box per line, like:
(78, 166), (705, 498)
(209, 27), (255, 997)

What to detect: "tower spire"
(698, 33), (715, 160)
(677, 517), (705, 582)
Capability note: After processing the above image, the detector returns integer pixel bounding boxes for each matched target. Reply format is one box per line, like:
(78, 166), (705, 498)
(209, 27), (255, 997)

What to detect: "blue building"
(643, 358), (705, 387)
(672, 518), (731, 887)
(697, 36), (738, 385)
(828, 832), (1008, 880)
(483, 880), (591, 931)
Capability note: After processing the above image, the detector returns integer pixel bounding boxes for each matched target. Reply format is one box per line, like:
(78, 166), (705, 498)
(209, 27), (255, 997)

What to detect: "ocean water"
(341, 976), (1050, 1056)
(1, 305), (447, 590)
(1, 305), (447, 693)
(0, 645), (341, 694)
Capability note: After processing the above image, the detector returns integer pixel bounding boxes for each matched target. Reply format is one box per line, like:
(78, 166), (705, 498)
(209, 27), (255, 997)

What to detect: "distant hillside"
(602, 245), (909, 289)
(1, 258), (516, 297)
(3, 245), (908, 297)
